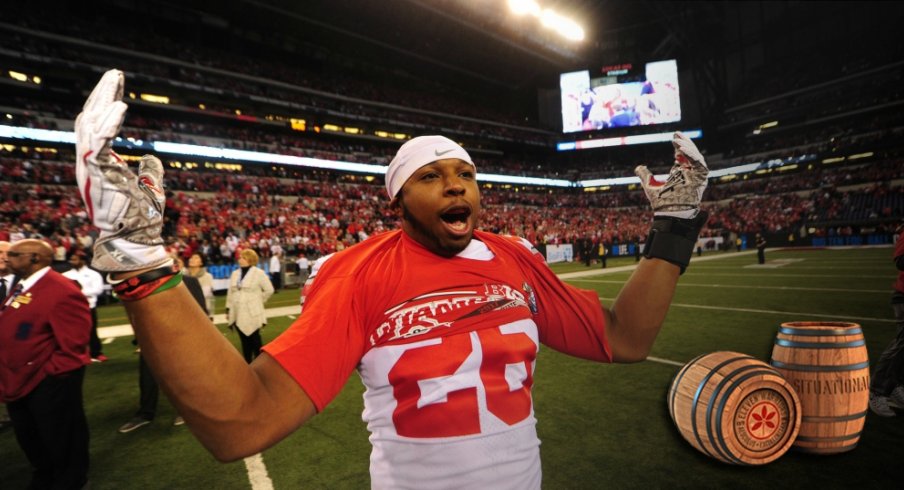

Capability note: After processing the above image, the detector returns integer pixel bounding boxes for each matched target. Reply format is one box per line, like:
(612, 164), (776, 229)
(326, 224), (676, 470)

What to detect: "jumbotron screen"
(560, 59), (681, 134)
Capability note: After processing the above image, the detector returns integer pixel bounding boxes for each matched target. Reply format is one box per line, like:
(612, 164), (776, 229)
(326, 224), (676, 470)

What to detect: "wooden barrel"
(668, 351), (801, 465)
(770, 321), (870, 454)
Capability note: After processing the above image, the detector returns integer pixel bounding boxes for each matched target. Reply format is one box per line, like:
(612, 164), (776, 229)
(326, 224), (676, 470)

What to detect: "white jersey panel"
(358, 318), (541, 489)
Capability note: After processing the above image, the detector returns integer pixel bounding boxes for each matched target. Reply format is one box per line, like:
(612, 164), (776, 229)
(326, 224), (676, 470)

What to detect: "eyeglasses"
(7, 251), (36, 258)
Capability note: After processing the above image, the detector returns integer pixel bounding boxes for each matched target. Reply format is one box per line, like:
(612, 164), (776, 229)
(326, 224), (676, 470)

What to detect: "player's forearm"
(611, 131), (707, 362)
(606, 257), (679, 363)
(73, 70), (313, 459)
(123, 285), (294, 460)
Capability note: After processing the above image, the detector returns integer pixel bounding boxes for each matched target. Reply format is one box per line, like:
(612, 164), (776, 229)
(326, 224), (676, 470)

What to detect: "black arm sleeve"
(642, 211), (709, 274)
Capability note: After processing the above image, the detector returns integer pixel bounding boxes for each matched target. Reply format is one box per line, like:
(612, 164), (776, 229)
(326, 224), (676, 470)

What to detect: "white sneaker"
(118, 417), (152, 433)
(870, 393), (896, 417)
(889, 386), (904, 409)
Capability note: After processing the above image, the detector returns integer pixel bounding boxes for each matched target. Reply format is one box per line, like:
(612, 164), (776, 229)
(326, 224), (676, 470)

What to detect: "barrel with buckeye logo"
(770, 321), (869, 454)
(668, 351), (801, 465)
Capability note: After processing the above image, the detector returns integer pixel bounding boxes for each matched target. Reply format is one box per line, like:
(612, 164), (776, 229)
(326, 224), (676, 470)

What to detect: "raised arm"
(126, 286), (314, 460)
(75, 69), (315, 461)
(604, 132), (709, 363)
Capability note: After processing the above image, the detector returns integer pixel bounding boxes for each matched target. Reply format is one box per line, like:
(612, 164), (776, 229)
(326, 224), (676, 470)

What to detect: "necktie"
(0, 278), (6, 301)
(1, 282), (20, 311)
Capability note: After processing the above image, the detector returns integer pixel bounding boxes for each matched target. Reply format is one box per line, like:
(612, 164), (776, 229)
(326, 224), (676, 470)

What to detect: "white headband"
(385, 135), (474, 198)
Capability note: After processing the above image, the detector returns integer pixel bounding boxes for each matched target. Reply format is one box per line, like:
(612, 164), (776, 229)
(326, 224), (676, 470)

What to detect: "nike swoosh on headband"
(435, 148), (455, 156)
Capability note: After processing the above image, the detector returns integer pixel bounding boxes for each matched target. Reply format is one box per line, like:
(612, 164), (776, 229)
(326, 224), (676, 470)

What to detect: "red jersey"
(264, 230), (609, 489)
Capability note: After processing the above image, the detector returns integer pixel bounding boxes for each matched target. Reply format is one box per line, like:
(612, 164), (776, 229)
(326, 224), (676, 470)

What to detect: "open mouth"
(440, 206), (472, 234)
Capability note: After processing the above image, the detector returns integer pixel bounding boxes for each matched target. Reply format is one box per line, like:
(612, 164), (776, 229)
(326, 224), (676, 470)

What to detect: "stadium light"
(848, 152), (873, 160)
(540, 9), (584, 41)
(139, 93), (170, 104)
(509, 0), (540, 16)
(507, 0), (584, 42)
(561, 22), (584, 41)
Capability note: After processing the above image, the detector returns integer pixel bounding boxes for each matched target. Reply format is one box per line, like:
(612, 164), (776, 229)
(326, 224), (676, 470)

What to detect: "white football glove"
(634, 131), (709, 218)
(75, 69), (169, 272)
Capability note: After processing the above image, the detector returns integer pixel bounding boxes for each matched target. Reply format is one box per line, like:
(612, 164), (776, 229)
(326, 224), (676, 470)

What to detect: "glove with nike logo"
(634, 132), (709, 273)
(75, 69), (170, 272)
(634, 131), (708, 218)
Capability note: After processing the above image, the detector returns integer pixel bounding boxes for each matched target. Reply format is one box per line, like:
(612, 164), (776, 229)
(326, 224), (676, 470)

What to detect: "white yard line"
(99, 306), (301, 340)
(572, 279), (888, 294)
(557, 251), (758, 280)
(691, 265), (888, 270)
(645, 356), (685, 367)
(664, 301), (895, 323)
(596, 295), (894, 323)
(101, 248), (892, 339)
(684, 272), (889, 278)
(243, 453), (274, 490)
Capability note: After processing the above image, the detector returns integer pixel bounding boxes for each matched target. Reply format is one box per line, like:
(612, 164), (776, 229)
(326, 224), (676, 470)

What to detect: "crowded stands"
(1, 1), (902, 273)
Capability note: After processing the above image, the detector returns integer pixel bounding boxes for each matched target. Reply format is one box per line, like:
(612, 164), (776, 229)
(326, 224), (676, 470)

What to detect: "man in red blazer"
(0, 239), (92, 490)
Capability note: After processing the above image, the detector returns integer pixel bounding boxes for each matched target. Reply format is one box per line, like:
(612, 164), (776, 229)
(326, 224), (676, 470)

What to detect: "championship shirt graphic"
(369, 282), (534, 347)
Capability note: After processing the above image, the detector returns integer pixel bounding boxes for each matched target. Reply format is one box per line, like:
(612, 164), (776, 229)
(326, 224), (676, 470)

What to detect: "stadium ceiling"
(138, 0), (700, 93)
(19, 0), (884, 128)
(94, 1), (879, 109)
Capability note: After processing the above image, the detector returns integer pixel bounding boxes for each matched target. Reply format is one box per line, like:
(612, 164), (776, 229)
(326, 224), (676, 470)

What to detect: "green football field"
(2, 247), (901, 489)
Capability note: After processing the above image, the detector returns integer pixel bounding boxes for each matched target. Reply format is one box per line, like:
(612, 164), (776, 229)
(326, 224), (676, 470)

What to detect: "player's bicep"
(599, 304), (637, 363)
(251, 353), (319, 442)
(535, 283), (611, 362)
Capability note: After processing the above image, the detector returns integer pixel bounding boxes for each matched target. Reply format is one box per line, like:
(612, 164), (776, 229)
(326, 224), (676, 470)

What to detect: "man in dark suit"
(0, 239), (92, 489)
(756, 233), (767, 265)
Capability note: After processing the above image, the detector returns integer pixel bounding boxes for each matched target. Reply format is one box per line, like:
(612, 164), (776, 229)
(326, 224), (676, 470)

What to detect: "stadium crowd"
(1, 146), (901, 269)
(1, 1), (902, 270)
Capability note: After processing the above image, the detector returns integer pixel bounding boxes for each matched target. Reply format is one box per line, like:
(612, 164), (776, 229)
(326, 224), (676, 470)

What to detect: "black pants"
(238, 328), (263, 364)
(136, 355), (159, 420)
(8, 367), (89, 490)
(88, 307), (102, 358)
(270, 272), (281, 290)
(757, 248), (766, 264)
(872, 303), (904, 395)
